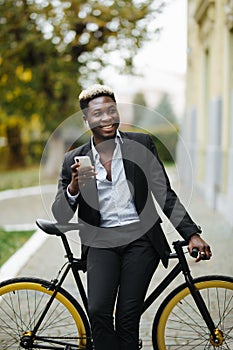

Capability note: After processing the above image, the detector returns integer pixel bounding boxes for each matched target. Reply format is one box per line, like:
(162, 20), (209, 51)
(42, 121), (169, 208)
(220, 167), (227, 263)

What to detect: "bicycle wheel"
(152, 275), (233, 349)
(0, 277), (92, 349)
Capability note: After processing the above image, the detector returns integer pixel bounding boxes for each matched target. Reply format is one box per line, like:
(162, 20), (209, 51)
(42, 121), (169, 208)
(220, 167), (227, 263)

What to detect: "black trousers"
(87, 234), (160, 350)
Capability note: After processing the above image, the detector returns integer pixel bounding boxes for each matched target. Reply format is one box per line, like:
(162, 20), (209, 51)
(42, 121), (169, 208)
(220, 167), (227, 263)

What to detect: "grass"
(0, 165), (57, 266)
(0, 166), (39, 191)
(0, 166), (41, 191)
(0, 166), (41, 266)
(0, 165), (58, 191)
(0, 229), (35, 266)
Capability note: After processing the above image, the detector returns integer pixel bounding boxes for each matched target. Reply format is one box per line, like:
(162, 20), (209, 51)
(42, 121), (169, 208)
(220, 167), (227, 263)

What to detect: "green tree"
(0, 0), (74, 166)
(132, 91), (147, 126)
(155, 93), (177, 125)
(0, 0), (165, 168)
(151, 93), (178, 162)
(0, 0), (78, 131)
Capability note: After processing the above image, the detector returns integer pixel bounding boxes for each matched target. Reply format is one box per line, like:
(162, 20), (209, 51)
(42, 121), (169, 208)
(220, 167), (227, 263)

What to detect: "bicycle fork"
(176, 243), (224, 347)
(185, 274), (224, 346)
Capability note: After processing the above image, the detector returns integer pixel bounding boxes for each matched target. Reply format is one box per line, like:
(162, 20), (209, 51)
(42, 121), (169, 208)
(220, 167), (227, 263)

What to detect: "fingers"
(199, 245), (212, 261)
(78, 166), (96, 183)
(71, 162), (96, 189)
(188, 235), (212, 262)
(195, 246), (212, 262)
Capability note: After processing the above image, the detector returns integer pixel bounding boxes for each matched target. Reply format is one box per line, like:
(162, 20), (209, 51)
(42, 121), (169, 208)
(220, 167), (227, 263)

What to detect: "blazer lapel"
(79, 141), (94, 164)
(120, 134), (136, 196)
(79, 140), (100, 214)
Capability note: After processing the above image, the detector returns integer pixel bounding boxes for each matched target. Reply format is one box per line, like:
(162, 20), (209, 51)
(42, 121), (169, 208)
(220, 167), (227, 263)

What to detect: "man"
(52, 84), (212, 350)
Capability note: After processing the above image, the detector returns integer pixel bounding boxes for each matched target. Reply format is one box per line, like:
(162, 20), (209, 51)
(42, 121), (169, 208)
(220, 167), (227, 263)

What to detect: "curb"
(0, 228), (48, 282)
(0, 185), (55, 282)
(2, 223), (37, 231)
(0, 184), (56, 201)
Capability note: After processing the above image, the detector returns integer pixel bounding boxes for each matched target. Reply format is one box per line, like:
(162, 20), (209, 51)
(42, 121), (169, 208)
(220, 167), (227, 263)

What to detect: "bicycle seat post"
(59, 231), (89, 314)
(60, 233), (74, 263)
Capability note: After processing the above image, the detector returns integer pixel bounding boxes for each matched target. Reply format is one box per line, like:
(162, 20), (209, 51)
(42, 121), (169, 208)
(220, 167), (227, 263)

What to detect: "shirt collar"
(91, 130), (123, 160)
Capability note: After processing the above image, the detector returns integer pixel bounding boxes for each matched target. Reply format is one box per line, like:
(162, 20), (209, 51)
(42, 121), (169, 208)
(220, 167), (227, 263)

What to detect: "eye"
(93, 111), (102, 117)
(108, 107), (117, 114)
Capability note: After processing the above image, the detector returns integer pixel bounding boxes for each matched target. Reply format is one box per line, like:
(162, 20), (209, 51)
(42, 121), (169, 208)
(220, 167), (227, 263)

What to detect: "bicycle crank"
(210, 329), (224, 347)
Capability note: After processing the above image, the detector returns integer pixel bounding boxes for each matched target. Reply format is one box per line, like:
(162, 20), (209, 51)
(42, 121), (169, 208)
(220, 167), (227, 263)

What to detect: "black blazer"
(52, 131), (201, 267)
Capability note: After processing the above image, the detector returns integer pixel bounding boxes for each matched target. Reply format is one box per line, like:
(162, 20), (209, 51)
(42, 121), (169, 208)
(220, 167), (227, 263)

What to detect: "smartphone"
(74, 156), (92, 168)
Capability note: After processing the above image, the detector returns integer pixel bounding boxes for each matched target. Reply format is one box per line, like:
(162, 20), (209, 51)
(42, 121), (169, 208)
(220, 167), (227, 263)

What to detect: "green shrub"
(120, 124), (179, 163)
(149, 126), (179, 163)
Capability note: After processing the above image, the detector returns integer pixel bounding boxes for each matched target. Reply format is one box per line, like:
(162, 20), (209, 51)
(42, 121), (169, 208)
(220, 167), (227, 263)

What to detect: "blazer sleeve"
(146, 135), (201, 240)
(52, 153), (79, 223)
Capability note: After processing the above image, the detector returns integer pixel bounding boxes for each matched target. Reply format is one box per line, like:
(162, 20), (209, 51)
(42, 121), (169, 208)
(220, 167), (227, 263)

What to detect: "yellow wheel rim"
(156, 280), (233, 349)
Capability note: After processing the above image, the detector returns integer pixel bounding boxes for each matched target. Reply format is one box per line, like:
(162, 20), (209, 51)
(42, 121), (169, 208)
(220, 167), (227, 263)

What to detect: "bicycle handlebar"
(190, 248), (199, 258)
(172, 240), (199, 259)
(36, 219), (199, 258)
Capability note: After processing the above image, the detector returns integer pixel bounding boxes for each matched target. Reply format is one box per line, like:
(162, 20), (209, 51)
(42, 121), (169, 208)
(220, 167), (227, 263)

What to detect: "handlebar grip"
(191, 248), (199, 258)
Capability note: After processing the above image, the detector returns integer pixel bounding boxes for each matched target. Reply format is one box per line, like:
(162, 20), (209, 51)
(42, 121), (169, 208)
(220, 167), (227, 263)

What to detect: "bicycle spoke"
(217, 292), (233, 330)
(154, 278), (233, 349)
(38, 301), (76, 334)
(0, 280), (89, 350)
(169, 298), (209, 338)
(0, 293), (26, 338)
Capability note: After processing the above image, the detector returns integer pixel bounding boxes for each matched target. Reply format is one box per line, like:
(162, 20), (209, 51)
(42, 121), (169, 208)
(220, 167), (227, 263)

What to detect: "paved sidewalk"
(1, 172), (232, 349)
(0, 185), (56, 280)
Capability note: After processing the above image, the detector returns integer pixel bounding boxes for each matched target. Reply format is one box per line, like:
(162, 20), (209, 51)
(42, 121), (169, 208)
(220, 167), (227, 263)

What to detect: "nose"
(101, 111), (112, 122)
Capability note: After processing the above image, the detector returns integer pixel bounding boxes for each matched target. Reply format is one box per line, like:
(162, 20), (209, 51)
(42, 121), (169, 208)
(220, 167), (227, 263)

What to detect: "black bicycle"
(0, 219), (232, 349)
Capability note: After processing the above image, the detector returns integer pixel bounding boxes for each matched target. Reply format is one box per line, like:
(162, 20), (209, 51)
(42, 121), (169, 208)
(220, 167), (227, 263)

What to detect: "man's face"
(85, 95), (120, 145)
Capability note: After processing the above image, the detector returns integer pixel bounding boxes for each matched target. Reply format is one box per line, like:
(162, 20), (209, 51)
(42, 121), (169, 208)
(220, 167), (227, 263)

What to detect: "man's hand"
(188, 234), (212, 262)
(68, 161), (96, 196)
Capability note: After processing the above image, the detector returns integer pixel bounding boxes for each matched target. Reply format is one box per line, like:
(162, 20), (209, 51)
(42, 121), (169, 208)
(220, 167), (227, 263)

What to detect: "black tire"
(0, 277), (92, 349)
(152, 275), (233, 349)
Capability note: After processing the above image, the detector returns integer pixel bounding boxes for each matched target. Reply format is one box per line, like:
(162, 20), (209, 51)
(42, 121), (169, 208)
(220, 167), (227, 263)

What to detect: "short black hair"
(79, 84), (116, 113)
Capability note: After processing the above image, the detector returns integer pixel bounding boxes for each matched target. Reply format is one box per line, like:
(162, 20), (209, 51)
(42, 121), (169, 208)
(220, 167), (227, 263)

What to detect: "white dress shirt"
(67, 131), (139, 227)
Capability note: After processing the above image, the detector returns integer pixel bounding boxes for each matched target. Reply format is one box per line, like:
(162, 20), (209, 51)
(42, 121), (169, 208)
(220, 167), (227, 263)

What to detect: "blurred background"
(0, 0), (233, 267)
(0, 0), (233, 349)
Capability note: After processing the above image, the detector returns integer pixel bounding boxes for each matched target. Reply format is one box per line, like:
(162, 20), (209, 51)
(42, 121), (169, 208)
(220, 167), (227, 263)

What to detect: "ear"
(83, 115), (89, 128)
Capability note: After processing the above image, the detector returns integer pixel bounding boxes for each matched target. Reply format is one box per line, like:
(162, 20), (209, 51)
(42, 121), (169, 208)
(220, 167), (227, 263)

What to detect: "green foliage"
(149, 125), (179, 163)
(0, 229), (35, 266)
(130, 91), (179, 162)
(0, 0), (165, 169)
(0, 0), (165, 128)
(131, 92), (178, 128)
(4, 117), (26, 168)
(25, 139), (46, 165)
(51, 0), (165, 83)
(132, 91), (147, 126)
(121, 124), (179, 163)
(155, 93), (178, 125)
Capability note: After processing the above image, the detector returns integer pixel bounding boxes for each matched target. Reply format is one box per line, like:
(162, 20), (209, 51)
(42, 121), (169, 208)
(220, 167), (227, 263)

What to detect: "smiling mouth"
(101, 125), (114, 129)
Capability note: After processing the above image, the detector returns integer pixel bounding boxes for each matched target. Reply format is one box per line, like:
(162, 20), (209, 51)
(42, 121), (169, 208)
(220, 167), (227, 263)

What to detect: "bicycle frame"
(34, 220), (219, 347)
(142, 241), (217, 339)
